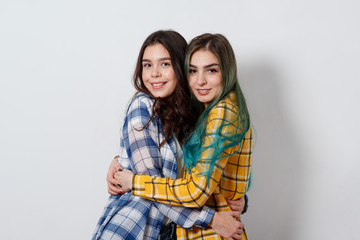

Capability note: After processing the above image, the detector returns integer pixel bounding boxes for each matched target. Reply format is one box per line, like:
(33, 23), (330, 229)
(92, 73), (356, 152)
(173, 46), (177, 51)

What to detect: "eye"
(162, 62), (171, 67)
(189, 69), (196, 74)
(143, 63), (151, 68)
(208, 68), (218, 73)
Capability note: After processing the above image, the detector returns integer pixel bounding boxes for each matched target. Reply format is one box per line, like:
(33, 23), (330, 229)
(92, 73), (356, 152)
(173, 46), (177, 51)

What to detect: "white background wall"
(1, 0), (359, 239)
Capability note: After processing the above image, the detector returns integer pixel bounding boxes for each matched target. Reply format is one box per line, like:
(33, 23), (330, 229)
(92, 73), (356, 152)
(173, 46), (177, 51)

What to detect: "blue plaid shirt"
(92, 93), (214, 240)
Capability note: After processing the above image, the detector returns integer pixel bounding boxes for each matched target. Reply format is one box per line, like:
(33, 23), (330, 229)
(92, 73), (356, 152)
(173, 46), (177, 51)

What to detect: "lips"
(196, 89), (211, 95)
(151, 82), (166, 89)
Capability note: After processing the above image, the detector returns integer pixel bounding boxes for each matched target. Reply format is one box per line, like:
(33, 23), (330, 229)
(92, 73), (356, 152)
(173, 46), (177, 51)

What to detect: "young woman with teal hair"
(93, 30), (246, 240)
(116, 33), (253, 240)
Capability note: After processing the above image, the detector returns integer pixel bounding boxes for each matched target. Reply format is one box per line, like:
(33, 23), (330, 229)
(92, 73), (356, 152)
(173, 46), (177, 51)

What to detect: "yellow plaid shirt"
(133, 92), (253, 240)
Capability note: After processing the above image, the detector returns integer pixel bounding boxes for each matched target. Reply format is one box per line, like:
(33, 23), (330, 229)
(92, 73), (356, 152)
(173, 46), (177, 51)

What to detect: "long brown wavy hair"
(133, 30), (197, 146)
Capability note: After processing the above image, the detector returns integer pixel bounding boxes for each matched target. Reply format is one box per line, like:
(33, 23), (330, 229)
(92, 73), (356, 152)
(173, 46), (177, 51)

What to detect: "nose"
(196, 72), (206, 86)
(151, 66), (162, 78)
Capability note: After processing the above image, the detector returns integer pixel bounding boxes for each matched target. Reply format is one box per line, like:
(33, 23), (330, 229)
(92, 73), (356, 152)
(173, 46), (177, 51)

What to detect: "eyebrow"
(142, 57), (171, 62)
(189, 63), (219, 68)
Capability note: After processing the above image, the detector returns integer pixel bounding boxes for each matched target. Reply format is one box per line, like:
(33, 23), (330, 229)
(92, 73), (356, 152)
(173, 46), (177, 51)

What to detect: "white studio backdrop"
(0, 0), (359, 239)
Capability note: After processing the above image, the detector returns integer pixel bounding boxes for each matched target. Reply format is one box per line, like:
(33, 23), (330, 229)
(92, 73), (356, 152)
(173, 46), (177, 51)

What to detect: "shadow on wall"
(240, 60), (303, 240)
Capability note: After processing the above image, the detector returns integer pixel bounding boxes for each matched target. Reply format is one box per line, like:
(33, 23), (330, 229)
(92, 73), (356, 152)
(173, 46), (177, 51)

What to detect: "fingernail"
(118, 168), (123, 171)
(120, 190), (124, 194)
(117, 184), (122, 187)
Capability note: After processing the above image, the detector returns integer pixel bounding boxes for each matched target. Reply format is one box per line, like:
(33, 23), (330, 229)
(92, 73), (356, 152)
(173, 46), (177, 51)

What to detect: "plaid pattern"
(132, 92), (253, 240)
(92, 93), (214, 240)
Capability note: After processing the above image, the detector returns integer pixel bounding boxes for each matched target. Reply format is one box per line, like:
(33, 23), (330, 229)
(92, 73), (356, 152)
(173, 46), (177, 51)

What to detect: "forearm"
(132, 149), (232, 208)
(153, 202), (215, 229)
(132, 172), (212, 208)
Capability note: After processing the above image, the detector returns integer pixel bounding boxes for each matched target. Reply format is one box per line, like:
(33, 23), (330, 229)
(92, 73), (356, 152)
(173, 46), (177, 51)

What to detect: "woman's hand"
(209, 211), (244, 240)
(114, 169), (134, 192)
(106, 156), (123, 195)
(226, 196), (246, 220)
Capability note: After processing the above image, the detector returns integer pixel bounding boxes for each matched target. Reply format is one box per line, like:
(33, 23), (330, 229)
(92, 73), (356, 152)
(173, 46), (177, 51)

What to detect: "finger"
(116, 186), (125, 194)
(109, 179), (121, 186)
(231, 206), (240, 211)
(111, 157), (121, 166)
(226, 198), (237, 204)
(233, 211), (241, 219)
(229, 211), (241, 220)
(108, 189), (119, 195)
(227, 200), (241, 211)
(109, 158), (121, 172)
(239, 222), (245, 229)
(230, 229), (243, 240)
(108, 180), (121, 189)
(233, 233), (242, 240)
(234, 231), (243, 239)
(112, 162), (121, 170)
(108, 186), (120, 195)
(108, 184), (122, 194)
(108, 189), (122, 195)
(227, 237), (237, 240)
(107, 170), (118, 182)
(227, 204), (240, 211)
(107, 176), (121, 185)
(108, 180), (122, 189)
(227, 226), (243, 240)
(110, 166), (121, 175)
(227, 198), (245, 206)
(107, 169), (116, 179)
(110, 182), (122, 190)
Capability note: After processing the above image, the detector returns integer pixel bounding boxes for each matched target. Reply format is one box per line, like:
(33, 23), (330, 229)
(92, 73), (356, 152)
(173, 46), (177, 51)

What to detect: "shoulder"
(124, 93), (156, 126)
(128, 93), (153, 110)
(208, 92), (239, 123)
(126, 93), (154, 116)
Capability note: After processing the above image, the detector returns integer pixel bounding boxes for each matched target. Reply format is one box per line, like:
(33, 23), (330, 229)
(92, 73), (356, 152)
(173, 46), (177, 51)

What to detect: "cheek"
(169, 69), (177, 81)
(188, 76), (195, 88)
(142, 69), (151, 81)
(215, 77), (223, 89)
(168, 71), (178, 87)
(142, 72), (147, 81)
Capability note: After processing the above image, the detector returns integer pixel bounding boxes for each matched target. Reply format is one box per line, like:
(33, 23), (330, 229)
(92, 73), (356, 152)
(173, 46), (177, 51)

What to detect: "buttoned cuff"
(194, 206), (215, 229)
(132, 174), (144, 196)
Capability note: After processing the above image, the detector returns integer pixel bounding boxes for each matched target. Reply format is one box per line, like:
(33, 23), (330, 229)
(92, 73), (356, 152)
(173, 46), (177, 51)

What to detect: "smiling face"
(188, 49), (223, 108)
(141, 44), (178, 98)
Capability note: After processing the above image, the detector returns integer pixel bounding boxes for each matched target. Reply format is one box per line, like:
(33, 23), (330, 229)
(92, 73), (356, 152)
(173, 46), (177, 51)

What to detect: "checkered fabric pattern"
(132, 92), (253, 240)
(92, 93), (214, 240)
